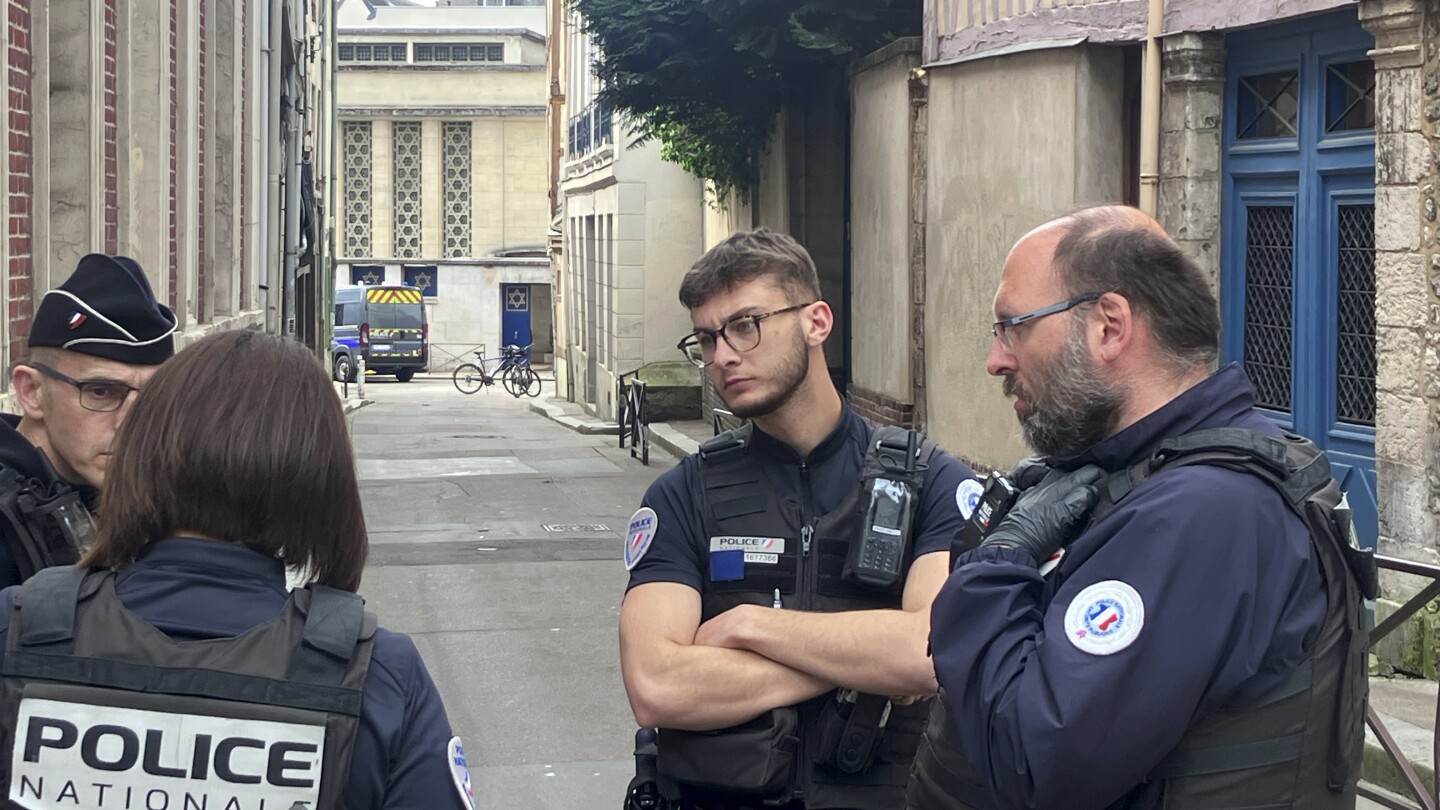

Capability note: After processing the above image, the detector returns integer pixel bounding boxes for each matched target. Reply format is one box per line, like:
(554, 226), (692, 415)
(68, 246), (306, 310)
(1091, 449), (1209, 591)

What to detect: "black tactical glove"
(1006, 457), (1052, 490)
(979, 465), (1106, 566)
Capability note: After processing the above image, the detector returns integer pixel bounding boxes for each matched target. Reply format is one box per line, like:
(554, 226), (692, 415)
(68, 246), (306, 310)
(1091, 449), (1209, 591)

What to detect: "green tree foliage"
(570, 0), (920, 203)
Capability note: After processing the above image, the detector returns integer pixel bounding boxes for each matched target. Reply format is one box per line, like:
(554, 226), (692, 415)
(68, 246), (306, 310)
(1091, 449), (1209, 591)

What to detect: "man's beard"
(724, 331), (809, 419)
(1003, 321), (1124, 458)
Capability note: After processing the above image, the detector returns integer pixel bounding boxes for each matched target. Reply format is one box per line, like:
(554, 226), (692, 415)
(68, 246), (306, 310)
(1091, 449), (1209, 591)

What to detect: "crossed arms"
(618, 551), (949, 731)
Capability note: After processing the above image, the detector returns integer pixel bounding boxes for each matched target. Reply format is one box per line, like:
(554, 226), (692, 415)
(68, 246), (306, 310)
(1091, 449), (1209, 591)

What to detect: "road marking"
(356, 457), (538, 480)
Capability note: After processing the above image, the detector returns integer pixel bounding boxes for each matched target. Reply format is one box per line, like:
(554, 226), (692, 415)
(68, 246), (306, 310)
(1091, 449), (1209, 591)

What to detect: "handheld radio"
(848, 432), (919, 588)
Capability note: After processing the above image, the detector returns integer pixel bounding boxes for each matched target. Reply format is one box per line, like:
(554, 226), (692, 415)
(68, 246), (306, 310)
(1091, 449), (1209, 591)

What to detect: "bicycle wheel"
(504, 366), (528, 398)
(453, 363), (484, 395)
(522, 366), (542, 397)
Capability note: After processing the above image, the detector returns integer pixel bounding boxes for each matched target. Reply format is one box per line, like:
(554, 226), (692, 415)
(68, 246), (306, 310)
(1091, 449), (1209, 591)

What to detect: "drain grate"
(543, 523), (611, 533)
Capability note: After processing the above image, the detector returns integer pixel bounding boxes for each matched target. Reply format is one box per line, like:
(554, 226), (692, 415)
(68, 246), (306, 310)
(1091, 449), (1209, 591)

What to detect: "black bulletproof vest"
(0, 566), (378, 810)
(0, 459), (96, 582)
(657, 423), (935, 810)
(907, 428), (1374, 810)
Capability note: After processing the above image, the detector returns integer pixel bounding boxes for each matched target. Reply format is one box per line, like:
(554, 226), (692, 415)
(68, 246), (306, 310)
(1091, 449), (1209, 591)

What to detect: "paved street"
(346, 373), (670, 807)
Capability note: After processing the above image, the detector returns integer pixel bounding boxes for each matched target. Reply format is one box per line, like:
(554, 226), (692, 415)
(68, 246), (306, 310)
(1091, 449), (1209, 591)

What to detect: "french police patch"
(624, 507), (658, 570)
(448, 736), (476, 810)
(1064, 580), (1145, 656)
(955, 479), (984, 520)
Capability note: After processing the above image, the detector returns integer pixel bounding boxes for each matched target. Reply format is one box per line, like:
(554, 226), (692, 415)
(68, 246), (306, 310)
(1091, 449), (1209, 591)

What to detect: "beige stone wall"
(1157, 33), (1224, 288)
(923, 44), (1125, 470)
(850, 47), (919, 403)
(1361, 0), (1440, 578)
(338, 69), (545, 109)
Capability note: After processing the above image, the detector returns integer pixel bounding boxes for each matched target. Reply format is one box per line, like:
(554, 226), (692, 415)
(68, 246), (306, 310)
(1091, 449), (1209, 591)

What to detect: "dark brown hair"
(83, 330), (368, 591)
(678, 228), (822, 309)
(1052, 206), (1221, 370)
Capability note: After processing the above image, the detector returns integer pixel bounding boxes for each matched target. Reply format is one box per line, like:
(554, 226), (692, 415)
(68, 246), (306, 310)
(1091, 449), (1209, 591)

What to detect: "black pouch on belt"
(813, 689), (892, 774)
(657, 707), (799, 798)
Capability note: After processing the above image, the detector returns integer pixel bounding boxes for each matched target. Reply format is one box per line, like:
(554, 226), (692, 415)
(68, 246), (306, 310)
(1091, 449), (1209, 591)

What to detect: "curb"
(528, 399), (621, 435)
(342, 398), (373, 415)
(648, 423), (699, 461)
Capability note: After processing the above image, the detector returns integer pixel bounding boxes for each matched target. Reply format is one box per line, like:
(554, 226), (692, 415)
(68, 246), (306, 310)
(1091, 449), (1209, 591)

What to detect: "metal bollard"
(356, 356), (366, 400)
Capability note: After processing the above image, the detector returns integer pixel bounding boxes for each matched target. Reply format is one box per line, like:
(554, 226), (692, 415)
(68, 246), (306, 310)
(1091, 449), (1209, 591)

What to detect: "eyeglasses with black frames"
(676, 302), (814, 369)
(30, 362), (142, 413)
(990, 292), (1105, 349)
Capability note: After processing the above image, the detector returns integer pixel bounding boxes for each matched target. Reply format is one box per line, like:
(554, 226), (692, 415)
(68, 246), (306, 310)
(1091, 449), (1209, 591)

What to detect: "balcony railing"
(567, 102), (614, 160)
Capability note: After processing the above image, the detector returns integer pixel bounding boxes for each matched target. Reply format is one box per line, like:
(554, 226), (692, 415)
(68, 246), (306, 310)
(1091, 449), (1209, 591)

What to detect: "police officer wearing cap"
(619, 228), (978, 810)
(0, 253), (176, 590)
(0, 330), (475, 810)
(910, 206), (1371, 809)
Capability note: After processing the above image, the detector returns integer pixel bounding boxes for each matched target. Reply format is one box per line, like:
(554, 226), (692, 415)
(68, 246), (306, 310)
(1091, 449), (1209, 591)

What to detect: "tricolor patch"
(67, 312), (86, 330)
(624, 507), (657, 570)
(1064, 580), (1145, 656)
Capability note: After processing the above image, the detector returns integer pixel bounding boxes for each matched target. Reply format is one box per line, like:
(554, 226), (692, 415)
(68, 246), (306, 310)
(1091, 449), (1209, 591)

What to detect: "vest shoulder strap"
(290, 585), (374, 687)
(15, 565), (93, 649)
(699, 423), (752, 464)
(864, 425), (936, 491)
(698, 424), (763, 522)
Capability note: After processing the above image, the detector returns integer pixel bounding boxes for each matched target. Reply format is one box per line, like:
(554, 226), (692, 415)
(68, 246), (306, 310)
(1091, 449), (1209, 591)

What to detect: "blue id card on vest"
(709, 549), (745, 582)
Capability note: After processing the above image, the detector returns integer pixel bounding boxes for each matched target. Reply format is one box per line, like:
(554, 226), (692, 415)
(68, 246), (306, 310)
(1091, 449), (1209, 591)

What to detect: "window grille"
(392, 122), (422, 259)
(1335, 204), (1376, 425)
(1243, 206), (1295, 412)
(443, 122), (472, 258)
(343, 122), (372, 256)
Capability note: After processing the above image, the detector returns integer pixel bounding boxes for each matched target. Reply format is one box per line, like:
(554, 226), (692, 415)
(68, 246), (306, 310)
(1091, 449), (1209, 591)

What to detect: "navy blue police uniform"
(0, 538), (475, 810)
(927, 365), (1333, 809)
(629, 404), (977, 808)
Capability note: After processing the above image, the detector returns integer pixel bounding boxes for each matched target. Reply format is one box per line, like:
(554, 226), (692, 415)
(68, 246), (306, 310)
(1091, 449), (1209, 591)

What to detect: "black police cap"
(29, 254), (177, 366)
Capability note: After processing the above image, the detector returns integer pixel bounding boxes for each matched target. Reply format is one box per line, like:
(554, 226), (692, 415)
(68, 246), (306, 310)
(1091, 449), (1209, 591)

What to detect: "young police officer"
(0, 254), (175, 589)
(911, 206), (1369, 808)
(620, 228), (978, 810)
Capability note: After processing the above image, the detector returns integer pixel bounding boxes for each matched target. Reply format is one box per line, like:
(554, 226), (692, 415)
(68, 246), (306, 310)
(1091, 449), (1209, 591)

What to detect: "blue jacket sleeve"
(928, 466), (1325, 810)
(625, 459), (707, 593)
(358, 629), (474, 810)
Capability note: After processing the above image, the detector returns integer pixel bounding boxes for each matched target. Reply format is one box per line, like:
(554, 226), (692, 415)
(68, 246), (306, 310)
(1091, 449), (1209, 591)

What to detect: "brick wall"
(847, 384), (915, 428)
(196, 0), (206, 322)
(168, 0), (178, 310)
(103, 0), (117, 254)
(7, 0), (33, 367)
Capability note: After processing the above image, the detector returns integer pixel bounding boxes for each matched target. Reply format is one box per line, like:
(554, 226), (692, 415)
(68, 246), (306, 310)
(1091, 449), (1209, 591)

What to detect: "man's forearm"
(729, 607), (936, 696)
(624, 641), (834, 731)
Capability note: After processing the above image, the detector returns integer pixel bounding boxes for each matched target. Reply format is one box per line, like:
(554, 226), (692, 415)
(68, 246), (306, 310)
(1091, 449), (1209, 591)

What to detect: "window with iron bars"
(414, 43), (504, 63)
(339, 43), (408, 62)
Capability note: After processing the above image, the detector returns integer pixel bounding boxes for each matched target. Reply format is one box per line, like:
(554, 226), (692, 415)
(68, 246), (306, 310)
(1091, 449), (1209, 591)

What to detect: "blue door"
(502, 284), (532, 349)
(1222, 10), (1377, 546)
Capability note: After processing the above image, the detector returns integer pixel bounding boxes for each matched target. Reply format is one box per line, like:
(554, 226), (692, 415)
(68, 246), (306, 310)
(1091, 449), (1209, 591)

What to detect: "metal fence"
(1361, 555), (1440, 808)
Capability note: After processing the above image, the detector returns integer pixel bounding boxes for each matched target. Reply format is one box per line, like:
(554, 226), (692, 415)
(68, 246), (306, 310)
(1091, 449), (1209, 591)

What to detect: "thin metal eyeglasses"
(677, 302), (814, 368)
(990, 292), (1104, 349)
(29, 362), (142, 413)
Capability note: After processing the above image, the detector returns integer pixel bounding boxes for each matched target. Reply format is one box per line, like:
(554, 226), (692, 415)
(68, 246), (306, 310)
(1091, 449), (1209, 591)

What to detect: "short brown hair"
(1052, 206), (1220, 370)
(83, 330), (368, 591)
(678, 228), (822, 309)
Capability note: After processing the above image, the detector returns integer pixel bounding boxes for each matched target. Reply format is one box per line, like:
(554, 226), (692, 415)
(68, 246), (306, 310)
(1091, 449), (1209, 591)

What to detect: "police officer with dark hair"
(910, 206), (1372, 809)
(0, 254), (176, 590)
(620, 228), (978, 810)
(0, 329), (474, 810)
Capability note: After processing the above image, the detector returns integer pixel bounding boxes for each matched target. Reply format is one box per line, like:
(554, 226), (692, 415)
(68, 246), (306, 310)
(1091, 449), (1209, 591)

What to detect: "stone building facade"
(0, 0), (328, 392)
(336, 0), (552, 372)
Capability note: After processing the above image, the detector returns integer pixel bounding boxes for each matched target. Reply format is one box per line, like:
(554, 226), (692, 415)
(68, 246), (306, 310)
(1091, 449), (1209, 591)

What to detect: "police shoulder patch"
(1064, 580), (1145, 656)
(449, 735), (476, 809)
(956, 479), (985, 520)
(624, 507), (658, 571)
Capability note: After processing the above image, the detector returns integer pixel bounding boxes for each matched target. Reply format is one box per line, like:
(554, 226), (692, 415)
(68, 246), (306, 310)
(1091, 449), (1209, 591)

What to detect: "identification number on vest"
(10, 698), (326, 810)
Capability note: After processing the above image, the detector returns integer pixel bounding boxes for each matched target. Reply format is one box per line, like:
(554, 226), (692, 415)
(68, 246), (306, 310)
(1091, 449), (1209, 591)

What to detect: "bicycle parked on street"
(452, 344), (541, 398)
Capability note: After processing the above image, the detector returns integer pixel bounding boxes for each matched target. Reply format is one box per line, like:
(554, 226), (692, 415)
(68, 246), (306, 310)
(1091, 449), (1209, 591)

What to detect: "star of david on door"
(410, 271), (433, 291)
(350, 265), (385, 286)
(506, 288), (528, 311)
(361, 271), (381, 285)
(402, 265), (438, 297)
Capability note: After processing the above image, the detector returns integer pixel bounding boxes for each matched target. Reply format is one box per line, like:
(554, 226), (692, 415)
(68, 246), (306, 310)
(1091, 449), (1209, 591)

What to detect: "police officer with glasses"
(910, 205), (1373, 809)
(620, 228), (978, 810)
(0, 254), (176, 590)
